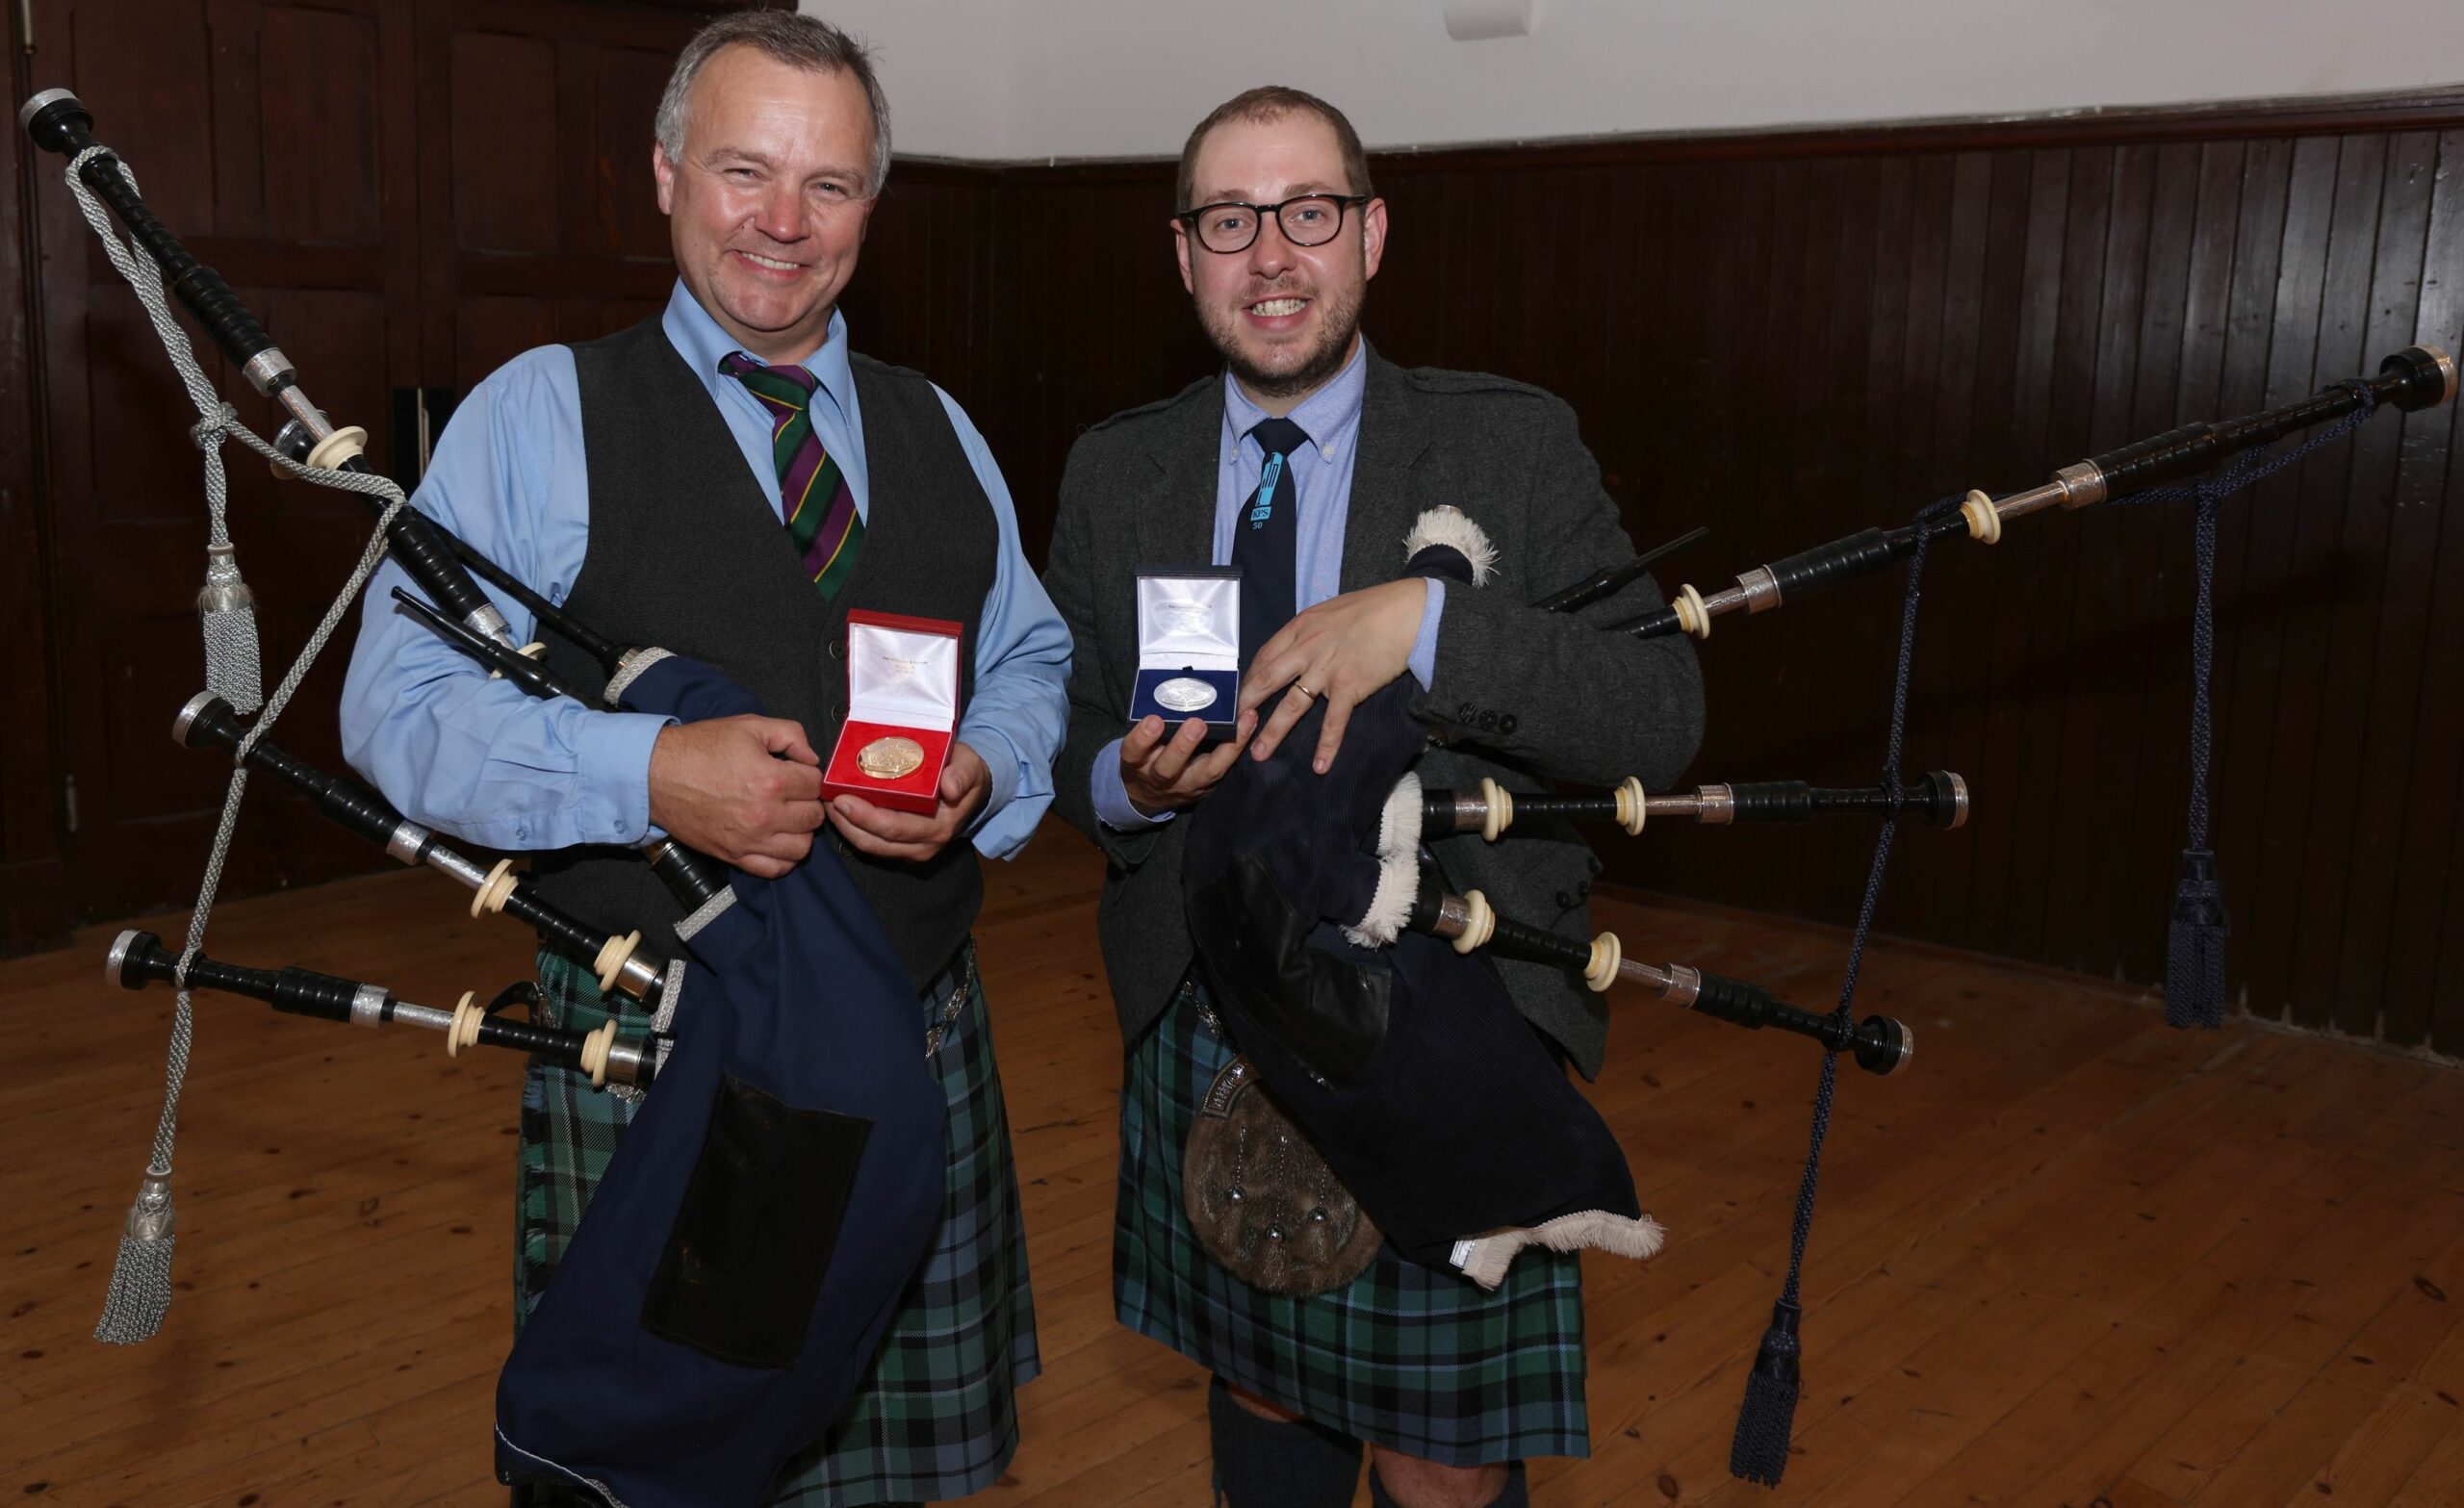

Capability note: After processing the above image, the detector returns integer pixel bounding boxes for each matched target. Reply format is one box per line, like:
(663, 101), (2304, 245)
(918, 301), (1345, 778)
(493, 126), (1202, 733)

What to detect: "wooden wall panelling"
(1932, 148), (2031, 954)
(2317, 128), (2439, 1039)
(2280, 131), (2393, 1032)
(1760, 157), (1859, 928)
(2246, 134), (2365, 1030)
(1954, 148), (2052, 961)
(2, 0), (65, 946)
(2087, 141), (2189, 985)
(2390, 129), (2464, 1055)
(1968, 149), (2070, 964)
(1869, 149), (1953, 941)
(1904, 149), (1989, 947)
(2040, 142), (2141, 980)
(2207, 136), (2299, 1023)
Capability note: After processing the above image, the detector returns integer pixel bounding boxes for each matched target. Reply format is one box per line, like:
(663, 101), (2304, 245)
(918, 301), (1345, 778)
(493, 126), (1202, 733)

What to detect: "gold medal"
(856, 735), (926, 780)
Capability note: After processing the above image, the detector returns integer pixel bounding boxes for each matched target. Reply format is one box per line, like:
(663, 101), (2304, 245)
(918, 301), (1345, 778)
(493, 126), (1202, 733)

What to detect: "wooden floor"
(5, 821), (2461, 1507)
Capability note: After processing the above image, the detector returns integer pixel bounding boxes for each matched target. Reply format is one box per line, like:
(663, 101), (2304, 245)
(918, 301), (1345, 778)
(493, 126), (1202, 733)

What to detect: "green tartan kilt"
(1114, 978), (1591, 1466)
(518, 942), (1040, 1506)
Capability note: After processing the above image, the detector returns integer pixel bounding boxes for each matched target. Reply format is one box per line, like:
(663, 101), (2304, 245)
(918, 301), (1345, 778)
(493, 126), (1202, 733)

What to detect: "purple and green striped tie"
(719, 351), (864, 600)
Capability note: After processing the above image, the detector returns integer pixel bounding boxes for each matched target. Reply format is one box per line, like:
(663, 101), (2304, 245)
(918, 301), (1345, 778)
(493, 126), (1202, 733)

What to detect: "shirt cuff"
(1408, 577), (1446, 690)
(579, 710), (675, 846)
(958, 724), (1023, 835)
(1093, 737), (1173, 831)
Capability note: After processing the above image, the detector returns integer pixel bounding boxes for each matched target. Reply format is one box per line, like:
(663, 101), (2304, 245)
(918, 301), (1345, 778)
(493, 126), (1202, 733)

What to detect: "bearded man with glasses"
(1043, 86), (1705, 1508)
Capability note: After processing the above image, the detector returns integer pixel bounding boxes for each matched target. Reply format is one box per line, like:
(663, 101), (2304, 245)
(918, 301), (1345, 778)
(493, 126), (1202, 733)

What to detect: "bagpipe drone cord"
(1727, 386), (2386, 1486)
(45, 143), (422, 1346)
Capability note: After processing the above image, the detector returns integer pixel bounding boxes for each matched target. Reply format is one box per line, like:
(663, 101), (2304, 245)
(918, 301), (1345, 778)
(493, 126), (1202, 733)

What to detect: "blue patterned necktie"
(1235, 416), (1309, 665)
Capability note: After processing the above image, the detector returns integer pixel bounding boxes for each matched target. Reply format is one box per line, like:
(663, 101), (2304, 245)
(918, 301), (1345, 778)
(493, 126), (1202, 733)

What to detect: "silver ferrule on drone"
(348, 984), (390, 1029)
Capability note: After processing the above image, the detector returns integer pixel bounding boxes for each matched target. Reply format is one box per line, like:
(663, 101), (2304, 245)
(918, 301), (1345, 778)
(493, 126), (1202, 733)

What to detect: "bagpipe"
(27, 89), (949, 1507)
(1177, 336), (2453, 1488)
(1177, 520), (1918, 1286)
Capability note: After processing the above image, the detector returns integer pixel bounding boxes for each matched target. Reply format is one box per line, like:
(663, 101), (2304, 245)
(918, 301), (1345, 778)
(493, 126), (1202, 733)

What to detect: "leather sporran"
(1182, 1056), (1383, 1297)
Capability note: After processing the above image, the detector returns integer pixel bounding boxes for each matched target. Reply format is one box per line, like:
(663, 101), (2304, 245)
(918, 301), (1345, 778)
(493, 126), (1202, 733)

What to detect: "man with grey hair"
(342, 12), (1064, 1504)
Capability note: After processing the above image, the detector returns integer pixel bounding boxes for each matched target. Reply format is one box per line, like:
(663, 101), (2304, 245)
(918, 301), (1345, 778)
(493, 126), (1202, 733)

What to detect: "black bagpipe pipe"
(1424, 770), (1967, 839)
(106, 930), (654, 1090)
(19, 89), (518, 654)
(1601, 345), (2455, 642)
(1404, 879), (1912, 1076)
(170, 693), (671, 1010)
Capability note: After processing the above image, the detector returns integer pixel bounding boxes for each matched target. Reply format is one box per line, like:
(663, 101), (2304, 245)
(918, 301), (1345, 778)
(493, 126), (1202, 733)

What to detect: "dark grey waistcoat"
(528, 318), (998, 990)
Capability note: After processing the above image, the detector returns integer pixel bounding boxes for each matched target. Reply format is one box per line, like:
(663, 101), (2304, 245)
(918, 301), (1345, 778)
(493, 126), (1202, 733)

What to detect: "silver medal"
(1155, 677), (1219, 713)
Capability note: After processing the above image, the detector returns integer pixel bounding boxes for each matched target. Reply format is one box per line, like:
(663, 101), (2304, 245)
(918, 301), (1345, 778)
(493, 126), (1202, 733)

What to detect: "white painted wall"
(808, 0), (2464, 163)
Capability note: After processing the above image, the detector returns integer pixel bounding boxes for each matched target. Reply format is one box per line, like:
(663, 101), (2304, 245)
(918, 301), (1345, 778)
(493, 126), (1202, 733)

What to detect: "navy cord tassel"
(2166, 850), (2230, 1030)
(1730, 1298), (1803, 1485)
(2121, 381), (2375, 1030)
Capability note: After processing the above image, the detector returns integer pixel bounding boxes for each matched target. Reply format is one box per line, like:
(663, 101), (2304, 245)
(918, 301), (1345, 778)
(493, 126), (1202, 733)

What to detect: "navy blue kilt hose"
(1115, 978), (1591, 1466)
(517, 943), (1040, 1506)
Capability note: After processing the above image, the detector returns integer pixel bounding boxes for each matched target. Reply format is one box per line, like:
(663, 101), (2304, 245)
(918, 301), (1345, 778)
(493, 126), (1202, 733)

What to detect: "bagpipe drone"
(1177, 381), (2455, 1488)
(24, 89), (950, 1507)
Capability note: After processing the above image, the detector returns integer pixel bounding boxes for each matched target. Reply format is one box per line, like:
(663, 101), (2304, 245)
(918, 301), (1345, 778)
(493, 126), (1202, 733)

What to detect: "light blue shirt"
(1091, 341), (1445, 830)
(341, 283), (1071, 859)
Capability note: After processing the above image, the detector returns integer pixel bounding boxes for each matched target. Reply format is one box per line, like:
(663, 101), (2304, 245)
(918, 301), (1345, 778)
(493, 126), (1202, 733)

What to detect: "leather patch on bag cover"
(1182, 1056), (1383, 1296)
(642, 1073), (872, 1368)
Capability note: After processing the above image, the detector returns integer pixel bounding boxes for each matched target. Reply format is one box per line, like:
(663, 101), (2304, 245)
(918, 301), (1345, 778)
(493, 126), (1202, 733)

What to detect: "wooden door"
(27, 0), (425, 919)
(416, 0), (701, 391)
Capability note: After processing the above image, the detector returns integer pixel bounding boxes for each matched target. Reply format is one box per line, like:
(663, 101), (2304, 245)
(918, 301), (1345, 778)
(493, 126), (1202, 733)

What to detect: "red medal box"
(822, 610), (963, 816)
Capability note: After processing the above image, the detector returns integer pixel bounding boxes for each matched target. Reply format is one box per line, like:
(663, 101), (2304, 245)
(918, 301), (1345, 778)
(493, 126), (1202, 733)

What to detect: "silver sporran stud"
(1155, 677), (1219, 714)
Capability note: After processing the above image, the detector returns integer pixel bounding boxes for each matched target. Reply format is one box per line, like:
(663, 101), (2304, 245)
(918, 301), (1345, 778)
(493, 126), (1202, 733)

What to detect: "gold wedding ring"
(1294, 680), (1320, 701)
(856, 735), (926, 780)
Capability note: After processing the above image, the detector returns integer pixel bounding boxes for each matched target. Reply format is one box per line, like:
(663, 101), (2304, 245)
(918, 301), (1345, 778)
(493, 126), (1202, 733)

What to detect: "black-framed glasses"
(1176, 193), (1372, 254)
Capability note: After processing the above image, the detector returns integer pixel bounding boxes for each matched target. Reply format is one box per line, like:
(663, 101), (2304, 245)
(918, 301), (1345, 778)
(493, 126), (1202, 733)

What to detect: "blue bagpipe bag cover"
(495, 653), (945, 1506)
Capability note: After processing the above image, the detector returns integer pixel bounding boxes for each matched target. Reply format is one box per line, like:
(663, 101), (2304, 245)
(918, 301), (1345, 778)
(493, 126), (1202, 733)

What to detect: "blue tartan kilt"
(518, 941), (1040, 1506)
(1114, 978), (1591, 1466)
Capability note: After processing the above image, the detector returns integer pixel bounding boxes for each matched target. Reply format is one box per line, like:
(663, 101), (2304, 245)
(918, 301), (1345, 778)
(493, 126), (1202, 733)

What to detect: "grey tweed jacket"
(1043, 351), (1706, 1080)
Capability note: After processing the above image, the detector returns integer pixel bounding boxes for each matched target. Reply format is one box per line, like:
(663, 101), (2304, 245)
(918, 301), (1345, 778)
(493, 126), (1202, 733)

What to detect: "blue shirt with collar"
(1091, 339), (1445, 830)
(341, 282), (1071, 859)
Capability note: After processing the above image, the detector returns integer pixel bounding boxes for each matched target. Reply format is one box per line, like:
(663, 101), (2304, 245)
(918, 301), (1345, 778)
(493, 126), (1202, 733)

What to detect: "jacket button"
(1477, 710), (1498, 731)
(1457, 702), (1476, 725)
(1499, 713), (1518, 735)
(830, 703), (846, 724)
(827, 640), (844, 660)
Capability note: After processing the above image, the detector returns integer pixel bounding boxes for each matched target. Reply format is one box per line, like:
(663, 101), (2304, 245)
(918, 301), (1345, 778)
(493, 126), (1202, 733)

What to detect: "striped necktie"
(719, 352), (864, 600)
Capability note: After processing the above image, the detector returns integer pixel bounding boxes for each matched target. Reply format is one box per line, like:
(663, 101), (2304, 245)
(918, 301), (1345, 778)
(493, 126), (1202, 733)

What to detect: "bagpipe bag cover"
(495, 655), (945, 1507)
(1179, 545), (1651, 1278)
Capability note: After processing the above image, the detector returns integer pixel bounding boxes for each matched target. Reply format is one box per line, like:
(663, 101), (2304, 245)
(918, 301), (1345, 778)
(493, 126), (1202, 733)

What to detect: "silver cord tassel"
(191, 403), (262, 713)
(198, 542), (263, 714)
(93, 1165), (177, 1344)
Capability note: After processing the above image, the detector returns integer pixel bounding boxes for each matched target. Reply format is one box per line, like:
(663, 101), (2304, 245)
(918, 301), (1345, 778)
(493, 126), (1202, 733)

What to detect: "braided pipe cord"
(69, 150), (414, 1342)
